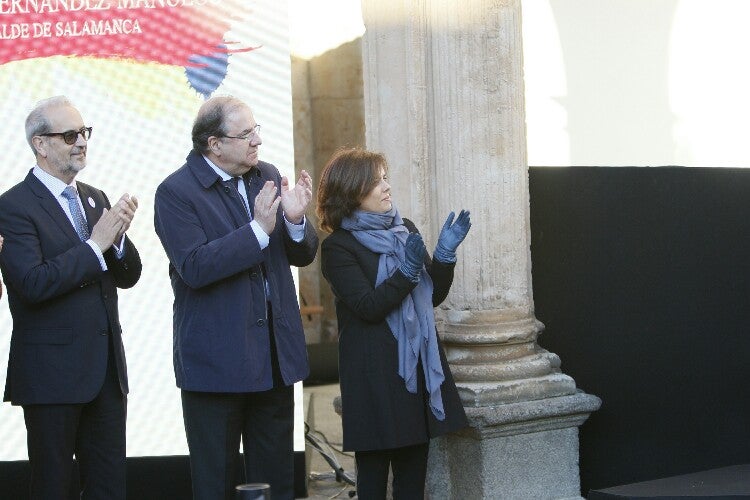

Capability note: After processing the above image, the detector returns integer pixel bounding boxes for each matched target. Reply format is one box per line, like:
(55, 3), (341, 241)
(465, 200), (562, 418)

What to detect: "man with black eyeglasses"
(154, 95), (318, 499)
(0, 95), (142, 499)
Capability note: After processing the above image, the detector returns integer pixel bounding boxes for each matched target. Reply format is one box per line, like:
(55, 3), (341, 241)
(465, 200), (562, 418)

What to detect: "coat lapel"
(77, 183), (101, 235)
(188, 153), (250, 229)
(24, 171), (81, 245)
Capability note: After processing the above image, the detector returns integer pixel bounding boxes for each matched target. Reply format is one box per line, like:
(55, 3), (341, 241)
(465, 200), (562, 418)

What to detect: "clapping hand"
(91, 207), (125, 252)
(399, 233), (427, 282)
(254, 181), (282, 235)
(280, 170), (313, 224)
(433, 210), (471, 263)
(91, 194), (138, 251)
(111, 193), (138, 240)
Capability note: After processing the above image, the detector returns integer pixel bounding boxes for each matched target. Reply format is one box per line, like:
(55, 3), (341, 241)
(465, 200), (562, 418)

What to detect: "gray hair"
(191, 95), (247, 154)
(25, 96), (75, 156)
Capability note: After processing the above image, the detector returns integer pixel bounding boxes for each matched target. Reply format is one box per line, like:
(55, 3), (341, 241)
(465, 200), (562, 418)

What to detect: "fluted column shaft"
(360, 2), (600, 497)
(362, 0), (576, 407)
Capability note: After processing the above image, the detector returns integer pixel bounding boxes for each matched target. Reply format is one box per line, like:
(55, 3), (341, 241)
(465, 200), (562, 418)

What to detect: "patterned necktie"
(62, 186), (90, 241)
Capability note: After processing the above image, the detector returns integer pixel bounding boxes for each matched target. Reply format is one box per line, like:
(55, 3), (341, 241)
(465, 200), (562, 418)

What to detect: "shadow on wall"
(546, 0), (679, 165)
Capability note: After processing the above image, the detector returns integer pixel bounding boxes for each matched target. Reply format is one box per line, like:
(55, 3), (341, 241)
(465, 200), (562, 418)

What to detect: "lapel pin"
(88, 197), (96, 208)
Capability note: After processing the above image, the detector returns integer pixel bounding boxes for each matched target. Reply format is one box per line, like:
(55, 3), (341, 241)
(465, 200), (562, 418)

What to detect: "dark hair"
(191, 95), (245, 153)
(316, 148), (388, 233)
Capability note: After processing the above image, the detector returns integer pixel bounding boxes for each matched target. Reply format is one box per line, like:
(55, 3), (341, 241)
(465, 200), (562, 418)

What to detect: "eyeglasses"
(39, 127), (92, 145)
(222, 124), (261, 142)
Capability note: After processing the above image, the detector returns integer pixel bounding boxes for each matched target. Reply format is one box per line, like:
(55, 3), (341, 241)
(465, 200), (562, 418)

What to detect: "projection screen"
(0, 0), (301, 460)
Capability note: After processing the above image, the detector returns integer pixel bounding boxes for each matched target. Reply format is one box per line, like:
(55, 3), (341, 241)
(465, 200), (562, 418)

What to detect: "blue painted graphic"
(185, 45), (230, 98)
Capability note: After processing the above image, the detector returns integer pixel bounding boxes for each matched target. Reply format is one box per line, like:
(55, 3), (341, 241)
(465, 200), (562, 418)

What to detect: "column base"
(427, 392), (601, 500)
(457, 372), (579, 407)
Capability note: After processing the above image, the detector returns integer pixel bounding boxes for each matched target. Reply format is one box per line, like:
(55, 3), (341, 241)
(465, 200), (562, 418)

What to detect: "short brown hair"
(316, 148), (388, 233)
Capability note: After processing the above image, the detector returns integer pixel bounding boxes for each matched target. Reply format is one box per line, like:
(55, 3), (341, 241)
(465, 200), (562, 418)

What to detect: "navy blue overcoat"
(154, 151), (318, 392)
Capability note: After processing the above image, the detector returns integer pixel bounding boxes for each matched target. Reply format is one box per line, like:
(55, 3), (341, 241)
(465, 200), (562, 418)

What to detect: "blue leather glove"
(433, 210), (471, 263)
(399, 233), (426, 283)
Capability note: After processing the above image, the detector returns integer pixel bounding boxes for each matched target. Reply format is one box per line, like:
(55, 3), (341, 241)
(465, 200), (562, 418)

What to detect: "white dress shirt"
(33, 165), (125, 271)
(202, 155), (306, 247)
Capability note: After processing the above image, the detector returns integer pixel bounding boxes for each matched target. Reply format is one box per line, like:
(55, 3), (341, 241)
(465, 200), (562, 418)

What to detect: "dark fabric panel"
(0, 452), (306, 499)
(588, 464), (750, 499)
(529, 166), (750, 494)
(0, 457), (190, 500)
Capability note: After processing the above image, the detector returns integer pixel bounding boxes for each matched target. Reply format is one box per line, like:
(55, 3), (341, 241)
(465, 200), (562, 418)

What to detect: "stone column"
(360, 1), (601, 498)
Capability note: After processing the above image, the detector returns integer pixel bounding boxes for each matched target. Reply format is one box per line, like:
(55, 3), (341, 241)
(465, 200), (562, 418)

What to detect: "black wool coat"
(321, 220), (468, 452)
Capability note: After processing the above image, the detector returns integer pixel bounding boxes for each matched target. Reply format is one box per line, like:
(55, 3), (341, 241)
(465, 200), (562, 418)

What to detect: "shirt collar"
(32, 165), (76, 197)
(202, 154), (234, 182)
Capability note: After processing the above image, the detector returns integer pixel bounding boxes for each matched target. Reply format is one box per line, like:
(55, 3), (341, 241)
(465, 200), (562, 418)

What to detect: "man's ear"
(31, 136), (47, 158)
(207, 136), (222, 156)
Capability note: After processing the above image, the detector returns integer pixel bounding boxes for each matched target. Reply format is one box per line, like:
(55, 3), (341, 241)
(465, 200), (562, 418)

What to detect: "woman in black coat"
(316, 148), (471, 500)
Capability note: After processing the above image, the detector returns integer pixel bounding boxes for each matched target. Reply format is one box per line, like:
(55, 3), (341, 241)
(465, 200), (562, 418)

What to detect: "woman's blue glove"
(433, 210), (471, 263)
(399, 233), (427, 283)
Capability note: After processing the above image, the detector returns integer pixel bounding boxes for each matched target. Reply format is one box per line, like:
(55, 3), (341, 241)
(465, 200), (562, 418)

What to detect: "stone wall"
(291, 38), (365, 344)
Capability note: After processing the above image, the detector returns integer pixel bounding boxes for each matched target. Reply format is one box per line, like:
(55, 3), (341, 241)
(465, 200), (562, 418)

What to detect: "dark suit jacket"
(154, 150), (318, 392)
(321, 220), (468, 451)
(0, 170), (142, 405)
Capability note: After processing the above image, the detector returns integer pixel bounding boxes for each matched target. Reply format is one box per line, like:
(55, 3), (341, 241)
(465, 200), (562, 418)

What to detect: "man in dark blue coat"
(154, 95), (318, 500)
(0, 95), (142, 499)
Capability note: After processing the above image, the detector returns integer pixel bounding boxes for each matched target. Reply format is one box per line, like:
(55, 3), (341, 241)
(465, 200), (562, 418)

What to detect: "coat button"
(250, 271), (258, 279)
(256, 319), (265, 327)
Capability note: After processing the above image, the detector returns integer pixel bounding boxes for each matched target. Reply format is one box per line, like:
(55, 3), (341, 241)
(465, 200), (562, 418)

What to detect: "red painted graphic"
(0, 1), (254, 67)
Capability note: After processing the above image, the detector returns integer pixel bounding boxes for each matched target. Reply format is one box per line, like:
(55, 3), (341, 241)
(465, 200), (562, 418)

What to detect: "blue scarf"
(341, 207), (446, 420)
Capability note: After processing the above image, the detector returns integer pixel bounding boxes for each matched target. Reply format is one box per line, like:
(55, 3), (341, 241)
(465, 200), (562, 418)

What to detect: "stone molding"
(460, 392), (603, 439)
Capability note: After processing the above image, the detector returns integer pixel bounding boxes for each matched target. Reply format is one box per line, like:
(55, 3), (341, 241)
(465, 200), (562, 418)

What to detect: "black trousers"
(181, 385), (294, 500)
(181, 315), (295, 500)
(22, 339), (127, 500)
(355, 442), (430, 500)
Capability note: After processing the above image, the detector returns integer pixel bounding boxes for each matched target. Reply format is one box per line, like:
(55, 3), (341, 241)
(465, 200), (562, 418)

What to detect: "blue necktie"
(62, 186), (90, 241)
(234, 177), (252, 219)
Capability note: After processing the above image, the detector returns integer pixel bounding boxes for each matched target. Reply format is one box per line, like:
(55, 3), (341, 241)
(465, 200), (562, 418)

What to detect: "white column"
(361, 0), (431, 227)
(360, 1), (600, 498)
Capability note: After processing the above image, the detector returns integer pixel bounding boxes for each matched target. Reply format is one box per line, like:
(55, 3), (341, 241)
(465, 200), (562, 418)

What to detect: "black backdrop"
(529, 166), (750, 494)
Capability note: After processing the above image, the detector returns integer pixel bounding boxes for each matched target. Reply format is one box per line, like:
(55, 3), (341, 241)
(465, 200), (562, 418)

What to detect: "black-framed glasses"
(222, 124), (261, 142)
(39, 127), (92, 145)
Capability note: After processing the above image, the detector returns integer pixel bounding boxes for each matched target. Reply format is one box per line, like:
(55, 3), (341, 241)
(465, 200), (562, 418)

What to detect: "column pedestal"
(431, 311), (601, 499)
(428, 392), (601, 500)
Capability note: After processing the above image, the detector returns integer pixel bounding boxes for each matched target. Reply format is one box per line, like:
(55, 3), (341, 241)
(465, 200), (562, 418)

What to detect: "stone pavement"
(299, 383), (358, 499)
